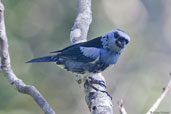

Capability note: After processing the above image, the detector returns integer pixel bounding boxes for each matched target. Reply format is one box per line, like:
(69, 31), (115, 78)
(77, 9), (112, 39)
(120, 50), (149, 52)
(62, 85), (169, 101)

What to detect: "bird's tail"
(26, 55), (57, 63)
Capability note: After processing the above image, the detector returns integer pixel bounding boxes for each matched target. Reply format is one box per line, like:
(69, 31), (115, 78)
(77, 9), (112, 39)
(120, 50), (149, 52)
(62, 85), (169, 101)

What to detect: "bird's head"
(101, 29), (130, 53)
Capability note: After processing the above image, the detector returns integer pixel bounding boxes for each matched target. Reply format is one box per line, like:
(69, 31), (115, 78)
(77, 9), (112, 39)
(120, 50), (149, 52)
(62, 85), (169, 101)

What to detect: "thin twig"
(0, 1), (55, 114)
(70, 0), (113, 113)
(146, 74), (171, 114)
(118, 99), (127, 114)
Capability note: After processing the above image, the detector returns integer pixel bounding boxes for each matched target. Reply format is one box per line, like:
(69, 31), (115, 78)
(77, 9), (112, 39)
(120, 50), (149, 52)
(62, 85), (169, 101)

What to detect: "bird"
(27, 29), (130, 76)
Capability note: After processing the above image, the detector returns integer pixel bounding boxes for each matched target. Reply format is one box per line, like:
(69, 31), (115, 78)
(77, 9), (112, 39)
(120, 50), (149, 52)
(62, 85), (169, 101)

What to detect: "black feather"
(57, 37), (102, 62)
(26, 55), (57, 63)
(81, 36), (103, 48)
(27, 36), (103, 63)
(49, 42), (83, 53)
(50, 36), (102, 53)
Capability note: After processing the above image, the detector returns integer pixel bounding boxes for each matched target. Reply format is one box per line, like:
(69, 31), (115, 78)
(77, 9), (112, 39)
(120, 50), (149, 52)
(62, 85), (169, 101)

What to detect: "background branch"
(0, 1), (55, 114)
(118, 74), (171, 114)
(70, 0), (113, 114)
(118, 100), (127, 114)
(146, 74), (171, 114)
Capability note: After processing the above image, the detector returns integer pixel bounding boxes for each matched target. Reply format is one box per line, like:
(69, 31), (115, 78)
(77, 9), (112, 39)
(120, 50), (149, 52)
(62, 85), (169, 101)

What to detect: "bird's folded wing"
(58, 46), (100, 63)
(51, 36), (103, 63)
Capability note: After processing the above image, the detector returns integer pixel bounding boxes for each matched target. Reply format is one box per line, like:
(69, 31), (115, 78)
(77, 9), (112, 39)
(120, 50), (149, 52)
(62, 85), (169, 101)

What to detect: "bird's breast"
(100, 50), (120, 65)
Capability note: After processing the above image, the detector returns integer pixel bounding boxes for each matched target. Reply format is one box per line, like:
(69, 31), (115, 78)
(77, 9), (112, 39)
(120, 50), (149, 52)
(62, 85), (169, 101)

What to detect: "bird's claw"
(84, 77), (112, 100)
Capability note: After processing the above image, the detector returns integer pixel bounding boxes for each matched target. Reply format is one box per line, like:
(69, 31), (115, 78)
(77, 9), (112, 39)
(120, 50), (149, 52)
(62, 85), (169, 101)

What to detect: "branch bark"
(0, 1), (56, 114)
(70, 0), (113, 114)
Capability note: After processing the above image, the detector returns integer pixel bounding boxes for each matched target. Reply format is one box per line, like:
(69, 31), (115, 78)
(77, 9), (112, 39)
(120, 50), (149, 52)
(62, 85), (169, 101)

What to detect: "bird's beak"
(116, 40), (125, 48)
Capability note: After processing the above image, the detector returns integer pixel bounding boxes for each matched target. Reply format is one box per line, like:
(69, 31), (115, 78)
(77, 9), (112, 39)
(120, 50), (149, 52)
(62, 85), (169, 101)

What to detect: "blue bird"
(27, 29), (130, 76)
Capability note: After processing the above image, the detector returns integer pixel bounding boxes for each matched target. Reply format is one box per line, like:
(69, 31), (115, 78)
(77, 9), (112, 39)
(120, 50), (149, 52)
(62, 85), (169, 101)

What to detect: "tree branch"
(117, 74), (171, 114)
(146, 74), (171, 114)
(118, 100), (127, 114)
(70, 0), (92, 44)
(0, 1), (56, 114)
(70, 0), (113, 114)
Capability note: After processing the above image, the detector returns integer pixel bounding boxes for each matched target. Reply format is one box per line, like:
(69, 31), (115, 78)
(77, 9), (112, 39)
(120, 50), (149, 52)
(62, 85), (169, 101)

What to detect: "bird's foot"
(84, 77), (112, 100)
(76, 75), (84, 85)
(85, 76), (106, 88)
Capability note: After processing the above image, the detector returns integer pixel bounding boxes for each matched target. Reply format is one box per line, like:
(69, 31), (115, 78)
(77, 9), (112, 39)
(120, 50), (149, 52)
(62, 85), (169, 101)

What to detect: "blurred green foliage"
(0, 0), (171, 114)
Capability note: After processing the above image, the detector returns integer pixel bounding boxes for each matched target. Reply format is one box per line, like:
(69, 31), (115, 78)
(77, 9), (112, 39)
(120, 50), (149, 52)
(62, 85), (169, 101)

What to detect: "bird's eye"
(114, 32), (120, 39)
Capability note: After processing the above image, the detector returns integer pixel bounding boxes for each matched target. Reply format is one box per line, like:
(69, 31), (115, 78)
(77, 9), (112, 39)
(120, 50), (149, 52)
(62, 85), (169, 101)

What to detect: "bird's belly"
(56, 60), (89, 75)
(56, 59), (109, 75)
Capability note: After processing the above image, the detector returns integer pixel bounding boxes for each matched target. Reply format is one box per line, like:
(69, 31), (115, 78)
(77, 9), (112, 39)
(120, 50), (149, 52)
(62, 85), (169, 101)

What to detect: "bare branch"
(84, 74), (113, 114)
(146, 74), (171, 114)
(0, 1), (55, 114)
(117, 74), (171, 114)
(70, 0), (113, 113)
(118, 100), (127, 114)
(70, 0), (92, 43)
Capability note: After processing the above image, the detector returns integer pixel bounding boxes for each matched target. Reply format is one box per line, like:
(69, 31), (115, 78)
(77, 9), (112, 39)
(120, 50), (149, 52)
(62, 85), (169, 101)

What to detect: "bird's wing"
(50, 42), (83, 53)
(81, 36), (103, 48)
(56, 36), (103, 62)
